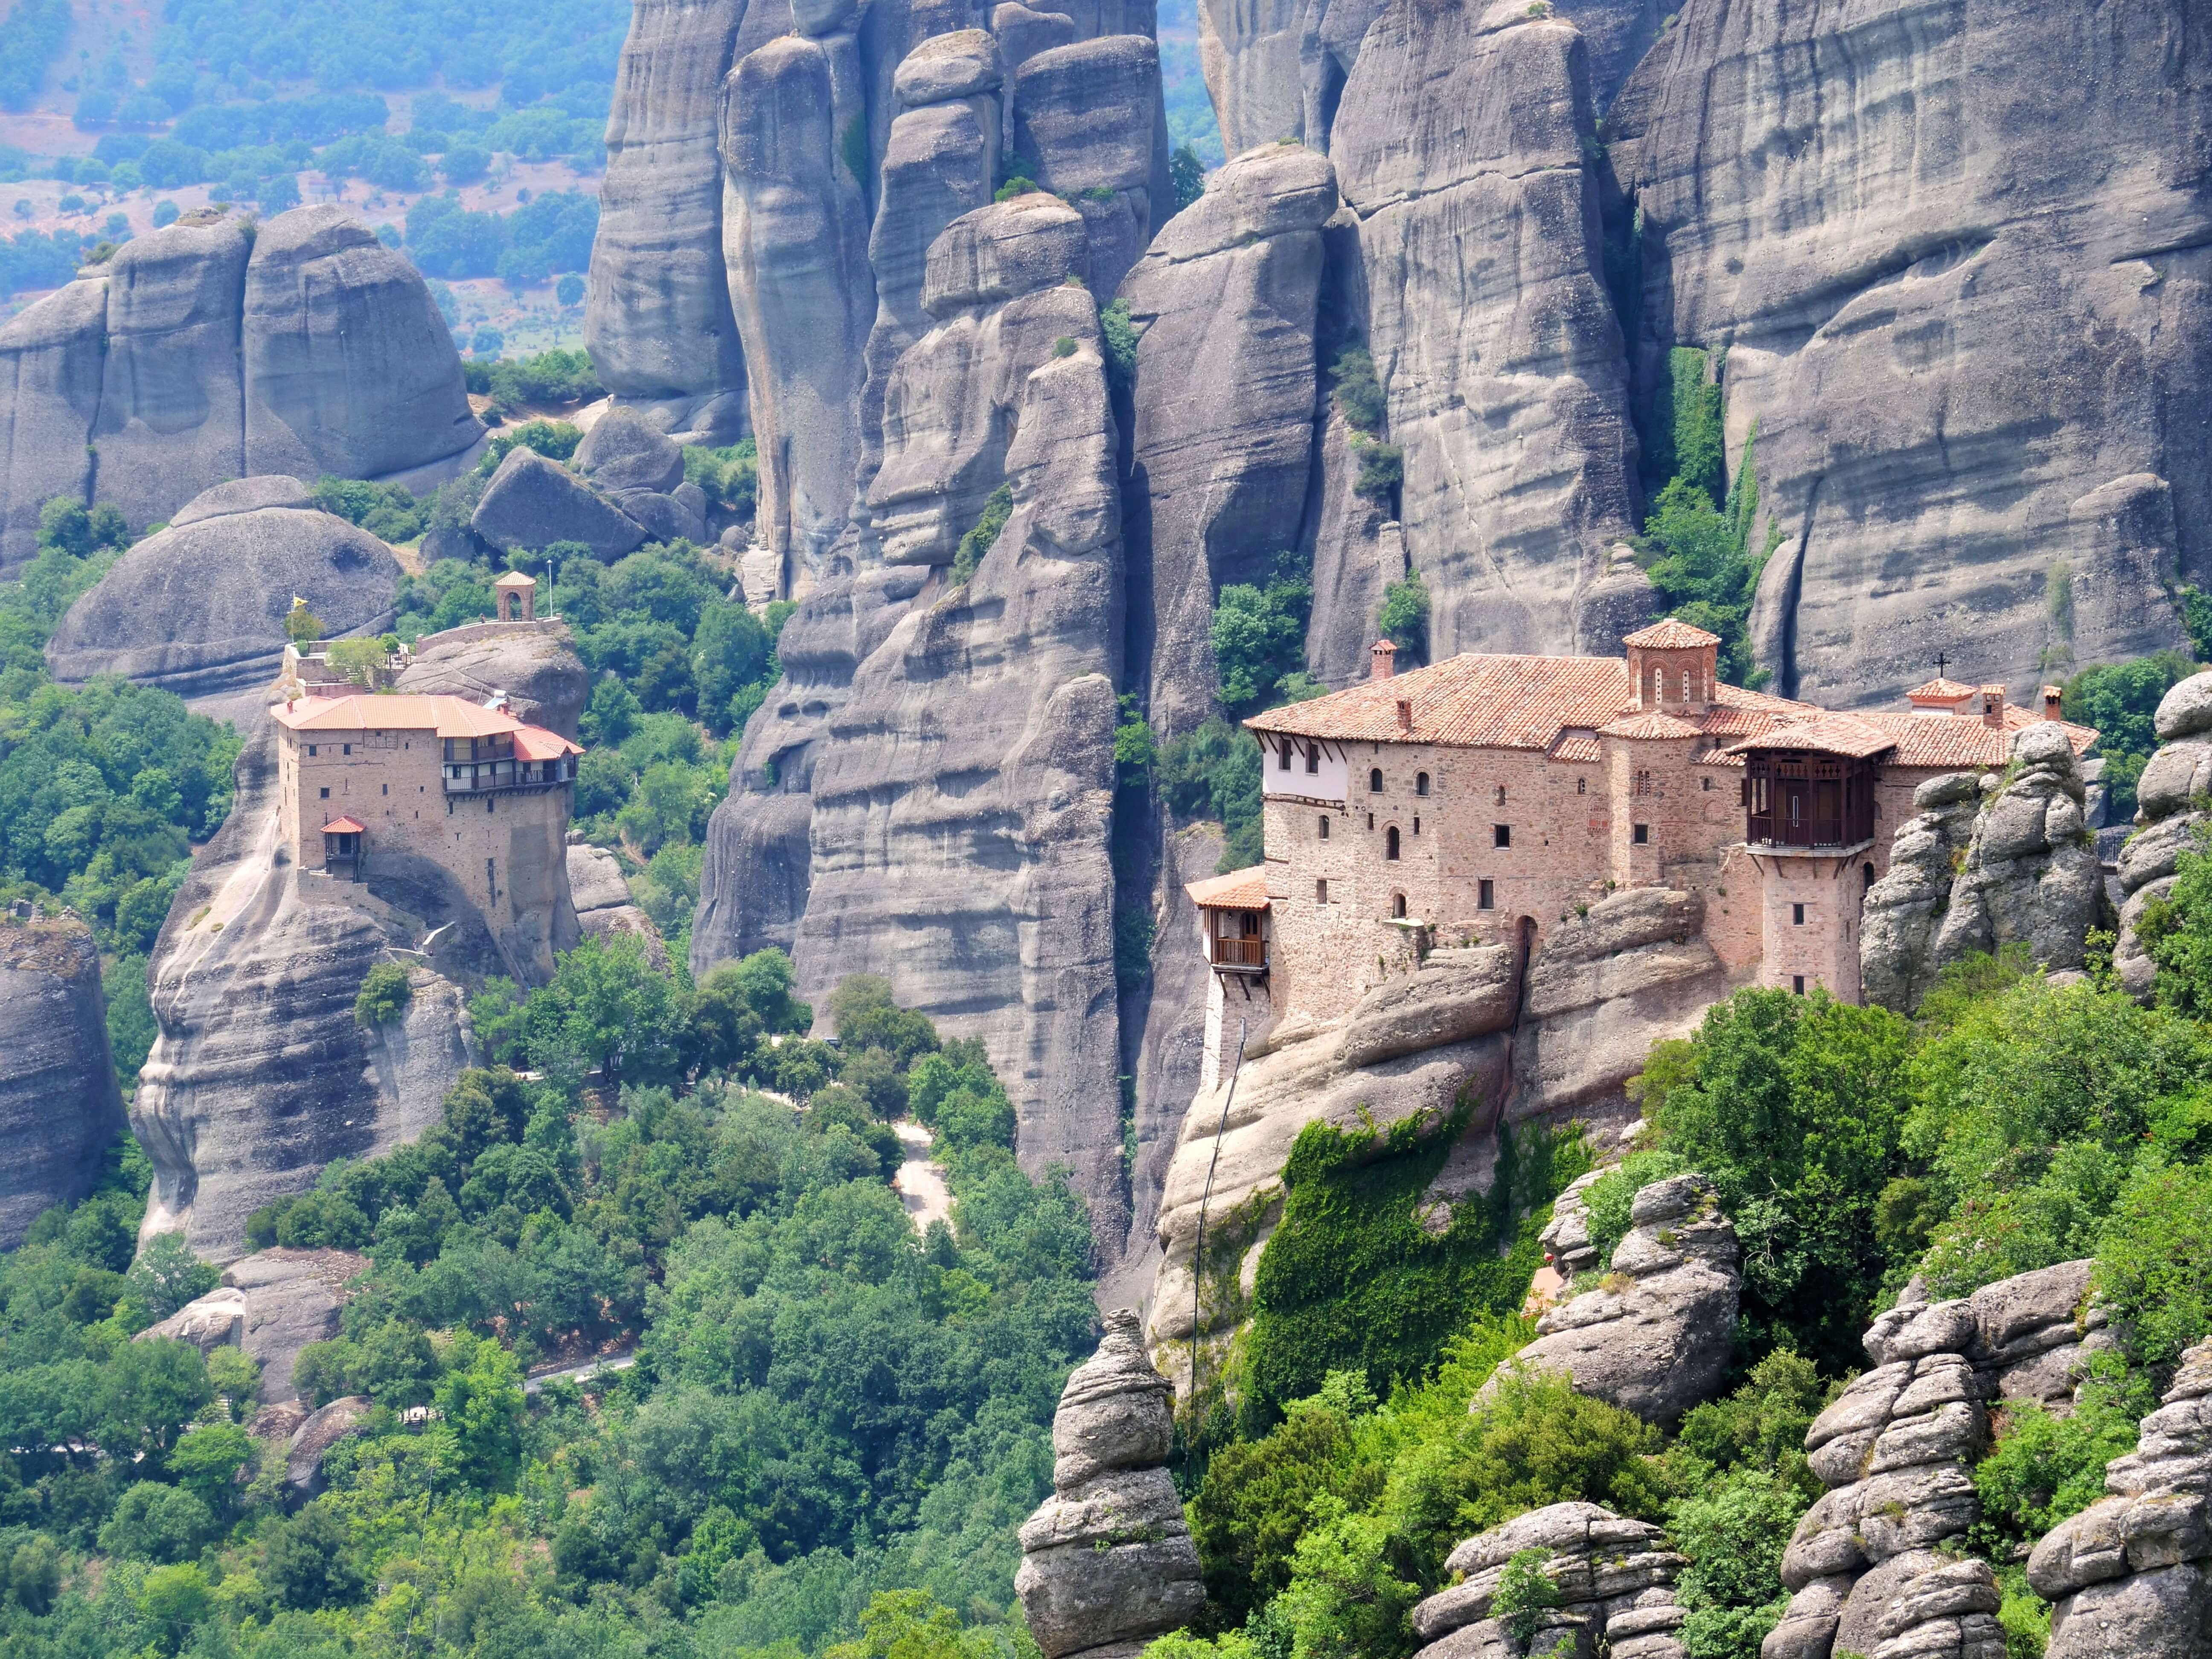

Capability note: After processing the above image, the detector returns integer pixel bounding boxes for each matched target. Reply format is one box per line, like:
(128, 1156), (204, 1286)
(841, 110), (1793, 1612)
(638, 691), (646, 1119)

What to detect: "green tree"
(128, 1231), (219, 1318)
(2061, 651), (2196, 818)
(1213, 558), (1313, 717)
(1377, 572), (1429, 664)
(138, 1561), (213, 1652)
(353, 960), (412, 1026)
(99, 1480), (218, 1562)
(523, 933), (679, 1085)
(1170, 143), (1205, 213)
(95, 1336), (213, 1468)
(436, 1338), (527, 1490)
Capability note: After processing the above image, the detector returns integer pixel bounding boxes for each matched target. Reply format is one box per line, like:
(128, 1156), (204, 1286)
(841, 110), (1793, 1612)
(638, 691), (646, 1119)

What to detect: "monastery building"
(1188, 621), (2096, 1047)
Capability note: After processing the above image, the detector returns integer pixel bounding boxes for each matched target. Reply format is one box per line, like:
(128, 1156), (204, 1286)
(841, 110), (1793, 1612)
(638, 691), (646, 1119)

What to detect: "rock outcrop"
(2029, 1336), (2212, 1659)
(0, 209), (478, 571)
(137, 1246), (368, 1404)
(1408, 1501), (1691, 1659)
(1489, 1172), (1740, 1427)
(1012, 35), (1167, 300)
(1119, 142), (1339, 739)
(573, 407), (710, 544)
(1767, 1263), (2110, 1659)
(2116, 671), (2212, 1002)
(567, 841), (670, 969)
(130, 721), (485, 1261)
(1014, 1308), (1205, 1659)
(1331, 1), (1643, 659)
(395, 620), (591, 739)
(286, 1394), (373, 1496)
(45, 477), (401, 698)
(0, 917), (126, 1249)
(469, 447), (652, 562)
(584, 0), (763, 442)
(1611, 0), (2207, 704)
(1863, 725), (2103, 1010)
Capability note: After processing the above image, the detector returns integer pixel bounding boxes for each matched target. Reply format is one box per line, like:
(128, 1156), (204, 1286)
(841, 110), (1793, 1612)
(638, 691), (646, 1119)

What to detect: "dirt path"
(892, 1120), (953, 1232)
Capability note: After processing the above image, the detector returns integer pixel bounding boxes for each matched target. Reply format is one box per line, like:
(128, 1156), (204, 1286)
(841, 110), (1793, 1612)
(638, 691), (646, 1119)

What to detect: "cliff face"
(1611, 0), (2211, 704)
(0, 918), (126, 1249)
(0, 208), (480, 573)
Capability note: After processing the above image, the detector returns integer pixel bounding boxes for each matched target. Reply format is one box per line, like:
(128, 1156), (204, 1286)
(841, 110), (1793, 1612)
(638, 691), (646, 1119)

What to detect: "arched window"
(1392, 893), (1408, 919)
(1415, 772), (1430, 797)
(1385, 826), (1401, 860)
(1369, 768), (1384, 793)
(1494, 784), (1507, 806)
(1278, 740), (1292, 771)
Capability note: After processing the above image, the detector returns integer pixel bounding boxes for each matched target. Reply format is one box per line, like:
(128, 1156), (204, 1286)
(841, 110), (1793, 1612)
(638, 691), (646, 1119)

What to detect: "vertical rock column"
(0, 917), (126, 1249)
(586, 0), (761, 441)
(2116, 671), (2212, 1000)
(1330, 0), (1642, 659)
(1860, 773), (1986, 1013)
(1016, 1309), (1205, 1659)
(1118, 142), (1338, 740)
(0, 274), (106, 572)
(721, 0), (879, 591)
(1012, 35), (1168, 299)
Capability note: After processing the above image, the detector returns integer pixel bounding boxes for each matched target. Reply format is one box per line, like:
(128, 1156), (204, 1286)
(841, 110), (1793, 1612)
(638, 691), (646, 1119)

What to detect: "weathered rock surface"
(1487, 1173), (1740, 1427)
(0, 210), (476, 569)
(1408, 1501), (1691, 1659)
(1332, 1), (1642, 660)
(2116, 672), (2212, 1001)
(721, 26), (877, 586)
(1012, 35), (1166, 298)
(1862, 773), (1987, 1013)
(2029, 1337), (2212, 1659)
(1767, 1265), (2111, 1659)
(1015, 1309), (1204, 1659)
(567, 841), (671, 970)
(1924, 725), (2104, 977)
(47, 480), (401, 697)
(1340, 944), (1517, 1069)
(130, 722), (487, 1261)
(1611, 0), (2208, 705)
(1120, 142), (1338, 739)
(0, 918), (126, 1249)
(585, 0), (760, 442)
(0, 274), (106, 573)
(470, 446), (650, 561)
(140, 1247), (369, 1403)
(395, 620), (591, 739)
(242, 207), (483, 483)
(1510, 886), (1732, 1126)
(287, 1394), (373, 1495)
(572, 407), (706, 543)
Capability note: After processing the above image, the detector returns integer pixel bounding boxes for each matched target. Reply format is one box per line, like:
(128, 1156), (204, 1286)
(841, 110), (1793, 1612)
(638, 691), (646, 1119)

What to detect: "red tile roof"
(321, 817), (365, 834)
(1731, 709), (2098, 768)
(513, 727), (583, 760)
(1731, 712), (1901, 759)
(1598, 711), (1705, 740)
(1188, 866), (1270, 910)
(1247, 653), (1812, 753)
(1906, 677), (1980, 702)
(1622, 619), (1722, 649)
(272, 690), (581, 756)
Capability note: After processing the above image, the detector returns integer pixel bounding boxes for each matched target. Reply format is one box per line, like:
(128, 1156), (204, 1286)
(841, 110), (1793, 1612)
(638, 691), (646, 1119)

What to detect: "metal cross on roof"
(1934, 650), (1950, 678)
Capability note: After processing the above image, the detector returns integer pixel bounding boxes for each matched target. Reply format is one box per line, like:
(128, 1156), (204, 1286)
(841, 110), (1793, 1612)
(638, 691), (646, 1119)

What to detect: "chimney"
(2041, 684), (2064, 721)
(1371, 638), (1397, 681)
(1981, 686), (2005, 728)
(1396, 698), (1412, 732)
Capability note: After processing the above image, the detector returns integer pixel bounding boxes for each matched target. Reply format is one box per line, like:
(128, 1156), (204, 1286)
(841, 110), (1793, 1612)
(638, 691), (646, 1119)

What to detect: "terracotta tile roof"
(1598, 711), (1705, 740)
(493, 571), (536, 588)
(1906, 677), (1980, 701)
(1188, 866), (1270, 909)
(1548, 729), (1602, 764)
(1622, 618), (1722, 649)
(321, 817), (365, 834)
(513, 727), (583, 760)
(1732, 711), (2100, 768)
(1248, 652), (1817, 754)
(1731, 712), (1900, 759)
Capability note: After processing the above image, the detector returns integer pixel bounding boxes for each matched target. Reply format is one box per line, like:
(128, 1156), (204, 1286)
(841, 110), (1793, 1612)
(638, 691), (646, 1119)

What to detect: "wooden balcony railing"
(1211, 935), (1268, 970)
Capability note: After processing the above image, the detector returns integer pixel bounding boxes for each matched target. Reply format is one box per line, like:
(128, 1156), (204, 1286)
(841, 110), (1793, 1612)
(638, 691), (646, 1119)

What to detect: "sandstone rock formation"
(1014, 1308), (1205, 1659)
(469, 447), (652, 562)
(0, 917), (126, 1249)
(396, 620), (591, 739)
(1119, 142), (1338, 739)
(0, 209), (478, 571)
(137, 1246), (368, 1404)
(1861, 773), (1988, 1013)
(1408, 1501), (1691, 1659)
(567, 841), (670, 969)
(2116, 671), (2212, 1001)
(2029, 1336), (2212, 1659)
(1332, 1), (1642, 660)
(1489, 1172), (1740, 1427)
(287, 1394), (373, 1496)
(584, 0), (763, 442)
(130, 722), (489, 1261)
(1862, 725), (2104, 1010)
(1767, 1263), (2111, 1659)
(1012, 35), (1167, 299)
(1611, 0), (2206, 704)
(46, 477), (401, 698)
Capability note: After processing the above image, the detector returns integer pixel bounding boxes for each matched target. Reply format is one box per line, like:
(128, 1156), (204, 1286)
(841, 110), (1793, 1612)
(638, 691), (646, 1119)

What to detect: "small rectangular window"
(1576, 777), (1586, 795)
(1412, 816), (1420, 835)
(1701, 776), (1712, 792)
(1278, 741), (1291, 771)
(1315, 879), (1328, 904)
(1792, 975), (1806, 995)
(308, 744), (317, 757)
(1493, 824), (1511, 849)
(1318, 816), (1330, 839)
(1632, 823), (1650, 845)
(319, 787), (329, 799)
(343, 744), (351, 756)
(1478, 879), (1495, 910)
(1792, 902), (1806, 926)
(381, 784), (388, 796)
(1305, 745), (1318, 775)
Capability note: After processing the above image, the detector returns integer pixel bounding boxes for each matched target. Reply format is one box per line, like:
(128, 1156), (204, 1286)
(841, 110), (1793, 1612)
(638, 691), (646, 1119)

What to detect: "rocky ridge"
(1014, 1307), (1205, 1659)
(0, 207), (480, 572)
(2115, 670), (2212, 1002)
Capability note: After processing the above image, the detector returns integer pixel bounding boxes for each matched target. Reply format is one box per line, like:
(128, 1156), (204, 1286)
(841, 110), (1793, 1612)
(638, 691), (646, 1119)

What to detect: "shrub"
(1578, 1149), (1691, 1269)
(1971, 1394), (2139, 1560)
(1377, 572), (1429, 664)
(1330, 347), (1385, 435)
(1493, 1548), (1563, 1648)
(951, 482), (1013, 585)
(355, 961), (413, 1027)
